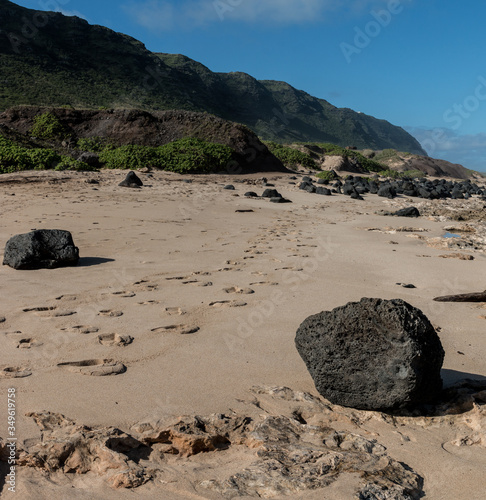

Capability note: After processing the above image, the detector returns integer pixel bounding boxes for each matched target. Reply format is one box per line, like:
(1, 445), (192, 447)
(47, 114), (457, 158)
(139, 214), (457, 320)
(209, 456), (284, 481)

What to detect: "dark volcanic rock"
(393, 207), (420, 218)
(295, 298), (444, 410)
(119, 171), (143, 188)
(262, 188), (281, 198)
(377, 184), (397, 199)
(3, 230), (79, 270)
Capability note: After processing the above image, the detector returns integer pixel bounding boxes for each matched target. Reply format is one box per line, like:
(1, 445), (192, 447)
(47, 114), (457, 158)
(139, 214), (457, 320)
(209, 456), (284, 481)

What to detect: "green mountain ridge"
(0, 0), (426, 154)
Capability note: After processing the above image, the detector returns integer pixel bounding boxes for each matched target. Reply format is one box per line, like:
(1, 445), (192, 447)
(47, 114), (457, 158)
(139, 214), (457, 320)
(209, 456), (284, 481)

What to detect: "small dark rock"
(393, 207), (420, 218)
(316, 187), (332, 196)
(262, 189), (282, 198)
(224, 185), (236, 190)
(119, 171), (143, 188)
(244, 192), (259, 197)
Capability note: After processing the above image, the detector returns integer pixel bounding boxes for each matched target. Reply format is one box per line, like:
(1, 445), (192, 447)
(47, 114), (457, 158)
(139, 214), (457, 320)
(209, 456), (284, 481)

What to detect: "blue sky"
(12, 0), (486, 171)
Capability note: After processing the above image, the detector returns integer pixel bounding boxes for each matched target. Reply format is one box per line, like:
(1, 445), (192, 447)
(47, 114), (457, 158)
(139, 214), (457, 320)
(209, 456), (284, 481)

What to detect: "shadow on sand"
(77, 257), (115, 267)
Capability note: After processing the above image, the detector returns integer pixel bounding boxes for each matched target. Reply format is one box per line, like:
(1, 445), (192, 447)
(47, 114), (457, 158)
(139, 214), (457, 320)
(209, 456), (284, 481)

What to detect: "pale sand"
(0, 169), (485, 499)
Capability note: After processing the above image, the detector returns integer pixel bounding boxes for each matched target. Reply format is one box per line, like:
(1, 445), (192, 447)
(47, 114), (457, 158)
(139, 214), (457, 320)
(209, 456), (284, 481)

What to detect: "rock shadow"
(384, 377), (486, 418)
(76, 257), (115, 267)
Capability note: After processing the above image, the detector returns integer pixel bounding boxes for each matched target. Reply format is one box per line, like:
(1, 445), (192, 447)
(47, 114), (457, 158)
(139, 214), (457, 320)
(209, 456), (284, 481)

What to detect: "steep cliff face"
(0, 1), (426, 154)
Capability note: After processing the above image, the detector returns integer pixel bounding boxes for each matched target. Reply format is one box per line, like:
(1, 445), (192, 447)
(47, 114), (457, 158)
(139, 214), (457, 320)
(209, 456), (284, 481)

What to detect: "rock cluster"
(295, 298), (445, 410)
(299, 174), (486, 201)
(3, 229), (79, 270)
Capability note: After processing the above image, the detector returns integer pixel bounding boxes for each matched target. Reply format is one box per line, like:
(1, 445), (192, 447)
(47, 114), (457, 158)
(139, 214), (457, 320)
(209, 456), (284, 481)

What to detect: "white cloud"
(123, 0), (391, 31)
(406, 126), (486, 172)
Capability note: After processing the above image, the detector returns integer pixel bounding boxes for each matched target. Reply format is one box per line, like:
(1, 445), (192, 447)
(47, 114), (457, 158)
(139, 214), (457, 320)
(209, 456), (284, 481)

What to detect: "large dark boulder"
(295, 298), (444, 410)
(3, 230), (79, 270)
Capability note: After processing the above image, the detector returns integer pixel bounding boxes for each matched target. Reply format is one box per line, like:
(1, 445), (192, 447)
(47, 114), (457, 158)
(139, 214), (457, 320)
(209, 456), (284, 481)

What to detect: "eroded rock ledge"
(1, 383), (485, 499)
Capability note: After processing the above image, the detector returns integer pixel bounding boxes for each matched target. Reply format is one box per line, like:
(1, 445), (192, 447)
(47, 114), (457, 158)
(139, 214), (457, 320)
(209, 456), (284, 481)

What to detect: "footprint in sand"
(165, 307), (186, 316)
(16, 338), (43, 349)
(209, 300), (247, 308)
(22, 306), (56, 312)
(0, 366), (32, 378)
(110, 291), (136, 298)
(137, 300), (161, 305)
(55, 294), (78, 301)
(57, 359), (126, 376)
(223, 287), (255, 295)
(23, 306), (77, 317)
(98, 333), (133, 347)
(50, 310), (77, 317)
(151, 324), (199, 335)
(98, 310), (123, 317)
(249, 281), (279, 287)
(62, 325), (99, 334)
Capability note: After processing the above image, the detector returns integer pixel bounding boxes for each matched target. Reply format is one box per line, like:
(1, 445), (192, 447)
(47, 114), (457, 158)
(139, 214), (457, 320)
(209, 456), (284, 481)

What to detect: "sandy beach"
(0, 169), (485, 499)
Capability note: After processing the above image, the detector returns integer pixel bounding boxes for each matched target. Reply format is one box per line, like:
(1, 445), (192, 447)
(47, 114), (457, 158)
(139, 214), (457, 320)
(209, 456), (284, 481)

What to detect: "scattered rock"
(244, 191), (258, 197)
(223, 184), (235, 190)
(396, 283), (417, 288)
(295, 297), (445, 410)
(3, 229), (79, 270)
(438, 253), (475, 260)
(261, 188), (281, 198)
(393, 207), (421, 217)
(119, 171), (143, 188)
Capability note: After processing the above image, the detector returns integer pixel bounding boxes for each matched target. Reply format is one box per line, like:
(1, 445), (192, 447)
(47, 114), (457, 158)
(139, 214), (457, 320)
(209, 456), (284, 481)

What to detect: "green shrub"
(30, 112), (69, 140)
(77, 137), (106, 152)
(0, 135), (32, 173)
(264, 141), (317, 170)
(157, 138), (234, 174)
(378, 169), (426, 179)
(54, 156), (95, 171)
(98, 144), (161, 170)
(373, 149), (411, 162)
(0, 135), (93, 173)
(26, 148), (61, 170)
(316, 170), (339, 181)
(98, 138), (234, 174)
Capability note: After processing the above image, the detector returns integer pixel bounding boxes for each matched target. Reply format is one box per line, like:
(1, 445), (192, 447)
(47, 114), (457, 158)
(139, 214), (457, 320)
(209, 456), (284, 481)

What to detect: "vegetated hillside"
(0, 0), (426, 154)
(0, 106), (287, 174)
(267, 143), (476, 180)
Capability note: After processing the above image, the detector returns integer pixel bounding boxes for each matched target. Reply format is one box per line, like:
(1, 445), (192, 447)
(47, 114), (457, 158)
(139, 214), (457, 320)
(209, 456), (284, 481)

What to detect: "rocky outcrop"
(295, 298), (445, 410)
(3, 382), (486, 497)
(3, 229), (79, 270)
